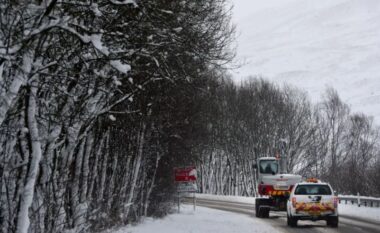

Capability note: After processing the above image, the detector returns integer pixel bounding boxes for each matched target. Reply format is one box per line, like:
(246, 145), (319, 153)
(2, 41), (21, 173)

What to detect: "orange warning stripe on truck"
(268, 190), (290, 196)
(295, 202), (335, 215)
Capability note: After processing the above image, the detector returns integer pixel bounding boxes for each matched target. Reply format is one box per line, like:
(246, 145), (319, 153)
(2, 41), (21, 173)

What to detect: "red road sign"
(174, 166), (197, 182)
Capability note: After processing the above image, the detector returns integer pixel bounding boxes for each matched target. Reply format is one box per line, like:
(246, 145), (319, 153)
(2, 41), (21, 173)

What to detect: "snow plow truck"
(254, 141), (302, 218)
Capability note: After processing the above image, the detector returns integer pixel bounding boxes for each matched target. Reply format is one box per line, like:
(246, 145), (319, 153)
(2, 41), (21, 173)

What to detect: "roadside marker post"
(193, 192), (196, 211)
(178, 192), (180, 213)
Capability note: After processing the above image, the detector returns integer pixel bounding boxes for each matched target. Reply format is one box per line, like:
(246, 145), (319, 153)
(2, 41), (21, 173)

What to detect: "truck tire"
(327, 216), (338, 228)
(287, 214), (297, 227)
(255, 199), (262, 218)
(262, 207), (270, 218)
(255, 198), (270, 218)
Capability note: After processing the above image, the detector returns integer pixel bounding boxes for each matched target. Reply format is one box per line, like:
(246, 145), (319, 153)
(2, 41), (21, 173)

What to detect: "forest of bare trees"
(196, 77), (380, 198)
(0, 0), (234, 232)
(1, 1), (379, 233)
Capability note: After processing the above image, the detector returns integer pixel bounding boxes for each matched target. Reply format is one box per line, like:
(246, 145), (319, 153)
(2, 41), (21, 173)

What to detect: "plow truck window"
(259, 160), (278, 174)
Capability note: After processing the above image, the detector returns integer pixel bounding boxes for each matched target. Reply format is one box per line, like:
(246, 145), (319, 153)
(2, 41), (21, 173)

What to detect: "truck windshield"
(259, 160), (278, 174)
(294, 185), (332, 195)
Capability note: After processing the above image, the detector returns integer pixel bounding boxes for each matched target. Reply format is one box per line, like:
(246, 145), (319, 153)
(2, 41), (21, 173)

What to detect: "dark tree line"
(0, 0), (234, 232)
(195, 77), (380, 198)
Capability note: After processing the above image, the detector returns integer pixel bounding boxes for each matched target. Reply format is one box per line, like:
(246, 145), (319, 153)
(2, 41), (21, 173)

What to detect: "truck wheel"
(262, 208), (270, 218)
(256, 198), (271, 218)
(287, 215), (297, 227)
(255, 199), (262, 218)
(327, 216), (338, 228)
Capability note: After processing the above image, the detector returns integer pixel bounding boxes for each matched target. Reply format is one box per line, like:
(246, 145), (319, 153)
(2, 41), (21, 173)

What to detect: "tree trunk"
(144, 151), (161, 216)
(16, 84), (42, 233)
(125, 122), (146, 219)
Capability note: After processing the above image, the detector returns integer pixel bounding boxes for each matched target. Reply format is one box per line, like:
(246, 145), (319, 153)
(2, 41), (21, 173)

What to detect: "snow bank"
(194, 193), (256, 204)
(339, 202), (380, 223)
(108, 205), (279, 233)
(106, 194), (380, 233)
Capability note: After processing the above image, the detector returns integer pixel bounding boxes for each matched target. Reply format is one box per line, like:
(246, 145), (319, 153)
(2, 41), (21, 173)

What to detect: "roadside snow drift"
(109, 205), (279, 233)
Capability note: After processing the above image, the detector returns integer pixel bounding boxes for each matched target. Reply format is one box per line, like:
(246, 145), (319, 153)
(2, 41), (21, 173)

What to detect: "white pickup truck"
(286, 179), (339, 227)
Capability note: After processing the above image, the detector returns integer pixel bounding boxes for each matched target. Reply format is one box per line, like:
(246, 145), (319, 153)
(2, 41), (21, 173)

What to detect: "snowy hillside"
(233, 0), (380, 123)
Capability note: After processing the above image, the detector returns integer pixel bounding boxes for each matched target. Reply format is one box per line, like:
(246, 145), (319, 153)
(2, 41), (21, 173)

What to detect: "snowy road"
(190, 198), (380, 233)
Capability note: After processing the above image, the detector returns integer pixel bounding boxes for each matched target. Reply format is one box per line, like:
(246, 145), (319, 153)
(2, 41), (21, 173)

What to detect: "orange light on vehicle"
(306, 178), (318, 183)
(292, 197), (297, 208)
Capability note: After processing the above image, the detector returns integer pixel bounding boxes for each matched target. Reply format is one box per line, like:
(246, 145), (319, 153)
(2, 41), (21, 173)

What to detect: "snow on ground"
(194, 193), (256, 204)
(232, 0), (380, 123)
(108, 205), (279, 233)
(107, 194), (380, 233)
(339, 203), (380, 222)
(196, 194), (380, 223)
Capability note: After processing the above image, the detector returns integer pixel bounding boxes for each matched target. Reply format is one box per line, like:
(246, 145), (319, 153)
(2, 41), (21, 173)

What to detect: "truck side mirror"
(252, 161), (257, 169)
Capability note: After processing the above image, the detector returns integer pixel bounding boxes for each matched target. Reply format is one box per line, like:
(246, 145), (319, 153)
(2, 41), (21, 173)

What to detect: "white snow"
(109, 115), (116, 121)
(104, 194), (380, 232)
(160, 10), (174, 14)
(107, 205), (279, 233)
(91, 3), (102, 17)
(232, 0), (380, 123)
(110, 60), (131, 74)
(110, 0), (137, 7)
(91, 34), (110, 56)
(339, 203), (380, 222)
(173, 27), (183, 33)
(195, 193), (256, 204)
(112, 76), (122, 86)
(0, 62), (4, 83)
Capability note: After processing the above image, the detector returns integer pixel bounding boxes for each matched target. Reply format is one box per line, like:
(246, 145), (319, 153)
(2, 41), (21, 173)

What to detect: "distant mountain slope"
(234, 0), (380, 123)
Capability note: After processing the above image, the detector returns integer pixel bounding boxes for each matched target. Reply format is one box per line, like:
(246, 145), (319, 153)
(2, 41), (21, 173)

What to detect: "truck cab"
(257, 157), (302, 197)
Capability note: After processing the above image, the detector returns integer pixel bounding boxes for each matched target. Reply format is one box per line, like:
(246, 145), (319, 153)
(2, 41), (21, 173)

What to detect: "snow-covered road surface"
(107, 196), (380, 233)
(107, 204), (278, 233)
(192, 198), (380, 233)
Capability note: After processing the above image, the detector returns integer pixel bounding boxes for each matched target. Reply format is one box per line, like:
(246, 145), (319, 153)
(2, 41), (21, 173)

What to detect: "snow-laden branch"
(0, 52), (34, 127)
(0, 62), (4, 84)
(109, 0), (137, 7)
(58, 25), (131, 74)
